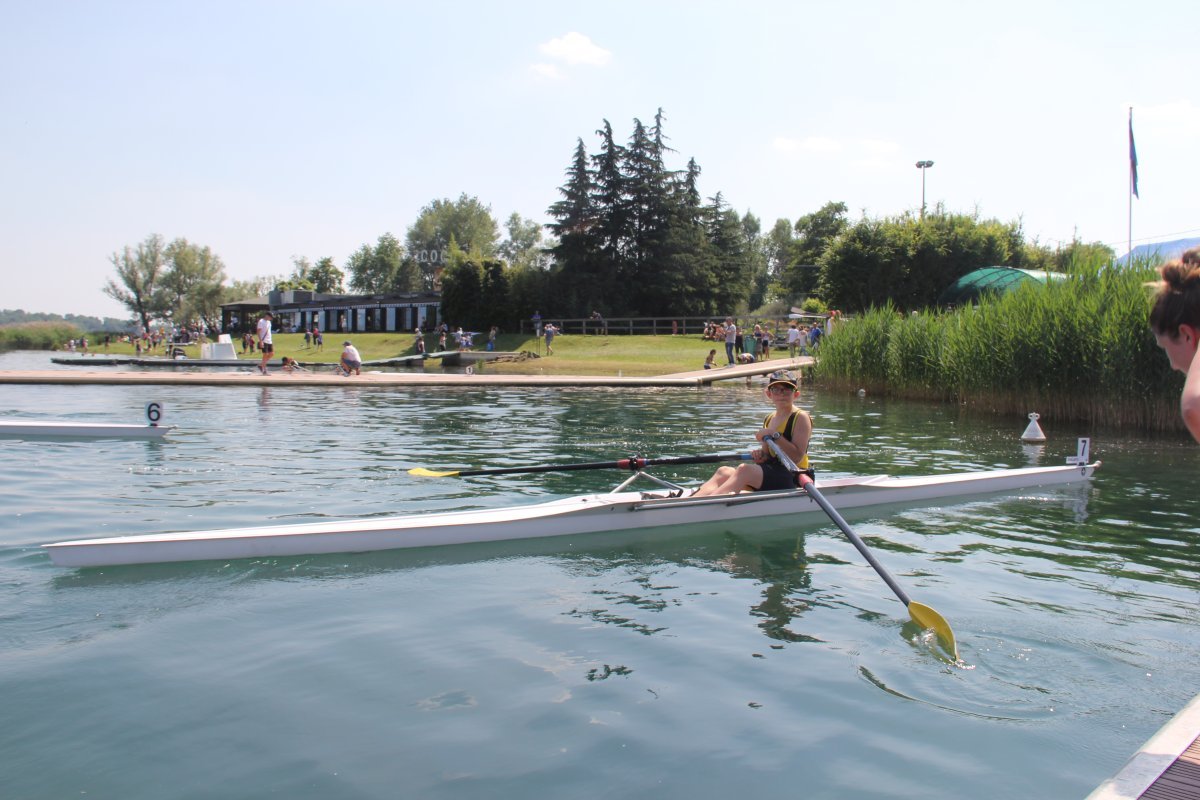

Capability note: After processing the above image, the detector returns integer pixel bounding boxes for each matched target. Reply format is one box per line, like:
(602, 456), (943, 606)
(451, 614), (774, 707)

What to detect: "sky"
(2, 0), (1197, 319)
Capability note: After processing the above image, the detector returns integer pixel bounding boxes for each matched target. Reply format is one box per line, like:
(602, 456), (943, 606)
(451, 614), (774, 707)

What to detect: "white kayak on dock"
(44, 461), (1099, 568)
(0, 418), (174, 440)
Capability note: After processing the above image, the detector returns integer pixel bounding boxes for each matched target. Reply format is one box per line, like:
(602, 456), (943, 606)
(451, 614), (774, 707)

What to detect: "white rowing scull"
(44, 460), (1099, 568)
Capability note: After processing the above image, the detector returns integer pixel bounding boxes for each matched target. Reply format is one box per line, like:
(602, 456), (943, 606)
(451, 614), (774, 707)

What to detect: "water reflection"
(10, 377), (1200, 649)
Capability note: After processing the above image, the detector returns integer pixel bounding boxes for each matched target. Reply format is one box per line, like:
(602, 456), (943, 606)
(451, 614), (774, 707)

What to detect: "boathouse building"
(221, 290), (442, 335)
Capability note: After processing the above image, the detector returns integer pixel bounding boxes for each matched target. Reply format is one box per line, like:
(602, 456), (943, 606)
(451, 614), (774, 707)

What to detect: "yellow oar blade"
(907, 601), (958, 661)
(408, 467), (461, 478)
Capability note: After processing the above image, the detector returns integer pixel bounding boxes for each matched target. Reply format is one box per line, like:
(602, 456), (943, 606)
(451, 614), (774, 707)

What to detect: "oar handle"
(762, 437), (912, 608)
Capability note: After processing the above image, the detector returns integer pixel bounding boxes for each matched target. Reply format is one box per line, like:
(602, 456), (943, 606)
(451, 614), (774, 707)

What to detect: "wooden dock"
(1089, 693), (1200, 800)
(0, 358), (811, 388)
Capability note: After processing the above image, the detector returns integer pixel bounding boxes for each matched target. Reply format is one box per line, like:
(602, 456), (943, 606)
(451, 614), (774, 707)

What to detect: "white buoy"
(1021, 412), (1046, 443)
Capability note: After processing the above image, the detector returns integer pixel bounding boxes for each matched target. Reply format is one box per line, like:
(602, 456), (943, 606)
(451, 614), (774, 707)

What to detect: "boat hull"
(43, 463), (1098, 568)
(0, 419), (174, 439)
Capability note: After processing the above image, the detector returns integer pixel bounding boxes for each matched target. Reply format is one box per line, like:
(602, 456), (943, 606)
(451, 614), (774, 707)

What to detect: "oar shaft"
(762, 437), (912, 607)
(797, 473), (912, 608)
(452, 452), (749, 478)
(762, 438), (957, 660)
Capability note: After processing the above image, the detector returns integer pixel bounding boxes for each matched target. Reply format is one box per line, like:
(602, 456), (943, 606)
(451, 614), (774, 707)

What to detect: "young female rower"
(691, 369), (812, 496)
(1150, 247), (1200, 443)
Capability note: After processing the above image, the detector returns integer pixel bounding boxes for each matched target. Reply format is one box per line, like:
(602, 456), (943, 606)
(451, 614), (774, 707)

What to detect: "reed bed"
(813, 259), (1185, 432)
(0, 321), (84, 351)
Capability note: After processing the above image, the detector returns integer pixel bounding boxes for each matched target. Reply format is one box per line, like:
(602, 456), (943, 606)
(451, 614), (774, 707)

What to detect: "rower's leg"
(693, 464), (763, 497)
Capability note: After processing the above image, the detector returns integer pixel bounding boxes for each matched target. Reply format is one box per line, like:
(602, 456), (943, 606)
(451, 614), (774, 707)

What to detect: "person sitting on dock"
(281, 357), (306, 373)
(690, 369), (811, 497)
(340, 340), (362, 376)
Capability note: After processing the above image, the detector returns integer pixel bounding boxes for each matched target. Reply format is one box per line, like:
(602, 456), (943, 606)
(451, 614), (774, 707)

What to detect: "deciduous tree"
(161, 238), (228, 333)
(406, 195), (499, 290)
(345, 233), (404, 293)
(310, 257), (345, 293)
(785, 202), (849, 297)
(498, 212), (547, 271)
(102, 234), (169, 333)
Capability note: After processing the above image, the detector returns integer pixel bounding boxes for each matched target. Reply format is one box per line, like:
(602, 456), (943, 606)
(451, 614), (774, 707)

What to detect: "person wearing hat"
(691, 369), (811, 496)
(340, 340), (362, 376)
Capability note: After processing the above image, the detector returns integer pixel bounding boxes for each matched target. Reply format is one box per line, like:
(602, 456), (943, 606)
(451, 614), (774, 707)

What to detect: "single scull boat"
(44, 460), (1098, 567)
(0, 419), (174, 440)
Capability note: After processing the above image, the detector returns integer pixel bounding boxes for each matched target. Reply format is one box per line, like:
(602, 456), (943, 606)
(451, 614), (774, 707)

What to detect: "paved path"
(0, 357), (813, 388)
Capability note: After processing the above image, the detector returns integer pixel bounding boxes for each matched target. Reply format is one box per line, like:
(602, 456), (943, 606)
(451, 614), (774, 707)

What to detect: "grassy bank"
(812, 259), (1182, 432)
(93, 332), (797, 377)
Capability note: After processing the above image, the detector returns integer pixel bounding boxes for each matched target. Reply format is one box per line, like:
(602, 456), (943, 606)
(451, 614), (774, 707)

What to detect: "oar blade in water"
(907, 601), (958, 661)
(409, 467), (460, 477)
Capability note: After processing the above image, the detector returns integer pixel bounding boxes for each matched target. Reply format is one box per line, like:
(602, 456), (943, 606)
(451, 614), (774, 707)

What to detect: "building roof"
(937, 266), (1067, 307)
(220, 296), (270, 309)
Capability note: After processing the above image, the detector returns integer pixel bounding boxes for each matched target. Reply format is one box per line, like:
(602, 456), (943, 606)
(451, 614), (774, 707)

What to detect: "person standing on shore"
(544, 322), (557, 355)
(1150, 247), (1200, 443)
(724, 318), (738, 366)
(256, 311), (273, 375)
(787, 322), (801, 358)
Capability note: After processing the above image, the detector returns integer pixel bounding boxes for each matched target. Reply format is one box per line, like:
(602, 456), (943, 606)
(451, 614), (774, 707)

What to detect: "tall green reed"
(813, 257), (1183, 432)
(0, 322), (85, 351)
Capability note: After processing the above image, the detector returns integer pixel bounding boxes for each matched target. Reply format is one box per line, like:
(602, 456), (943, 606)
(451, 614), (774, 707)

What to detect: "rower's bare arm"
(788, 412), (813, 461)
(1183, 351), (1200, 444)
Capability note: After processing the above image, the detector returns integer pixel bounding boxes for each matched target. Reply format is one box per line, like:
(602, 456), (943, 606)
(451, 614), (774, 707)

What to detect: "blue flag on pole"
(1129, 116), (1139, 199)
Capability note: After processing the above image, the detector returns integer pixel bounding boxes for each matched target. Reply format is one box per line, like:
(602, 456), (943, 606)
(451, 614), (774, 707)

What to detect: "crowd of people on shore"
(700, 317), (829, 367)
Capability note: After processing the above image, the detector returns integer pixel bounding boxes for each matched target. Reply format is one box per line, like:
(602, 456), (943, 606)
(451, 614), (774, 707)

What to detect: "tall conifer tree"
(706, 192), (752, 313)
(547, 138), (601, 313)
(590, 119), (630, 306)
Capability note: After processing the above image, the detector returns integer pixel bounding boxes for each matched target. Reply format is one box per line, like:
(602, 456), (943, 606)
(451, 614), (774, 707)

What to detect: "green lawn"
(102, 333), (796, 376)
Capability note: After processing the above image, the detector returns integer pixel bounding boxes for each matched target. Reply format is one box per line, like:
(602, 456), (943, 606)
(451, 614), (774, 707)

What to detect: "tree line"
(0, 309), (128, 332)
(102, 107), (1116, 333)
(438, 109), (1114, 328)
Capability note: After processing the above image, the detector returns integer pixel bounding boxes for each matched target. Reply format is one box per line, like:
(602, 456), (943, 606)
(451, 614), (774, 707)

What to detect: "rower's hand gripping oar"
(409, 452), (752, 479)
(762, 436), (959, 661)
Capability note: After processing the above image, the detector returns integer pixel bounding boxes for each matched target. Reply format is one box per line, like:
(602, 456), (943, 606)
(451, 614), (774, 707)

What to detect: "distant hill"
(0, 309), (132, 332)
(1118, 237), (1200, 266)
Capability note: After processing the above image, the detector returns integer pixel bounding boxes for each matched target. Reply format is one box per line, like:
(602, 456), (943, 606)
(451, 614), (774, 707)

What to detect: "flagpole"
(1128, 107), (1133, 260)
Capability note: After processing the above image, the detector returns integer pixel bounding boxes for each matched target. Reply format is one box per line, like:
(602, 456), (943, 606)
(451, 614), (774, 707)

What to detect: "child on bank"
(691, 369), (812, 496)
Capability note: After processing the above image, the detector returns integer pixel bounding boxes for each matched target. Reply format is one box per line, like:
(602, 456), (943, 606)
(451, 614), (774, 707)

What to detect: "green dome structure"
(937, 266), (1065, 307)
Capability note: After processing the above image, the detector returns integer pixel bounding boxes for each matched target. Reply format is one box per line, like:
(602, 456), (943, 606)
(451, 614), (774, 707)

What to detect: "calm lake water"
(1, 350), (1198, 799)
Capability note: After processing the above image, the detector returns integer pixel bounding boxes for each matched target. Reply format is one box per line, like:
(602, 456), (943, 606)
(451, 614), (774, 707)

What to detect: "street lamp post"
(915, 160), (934, 218)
